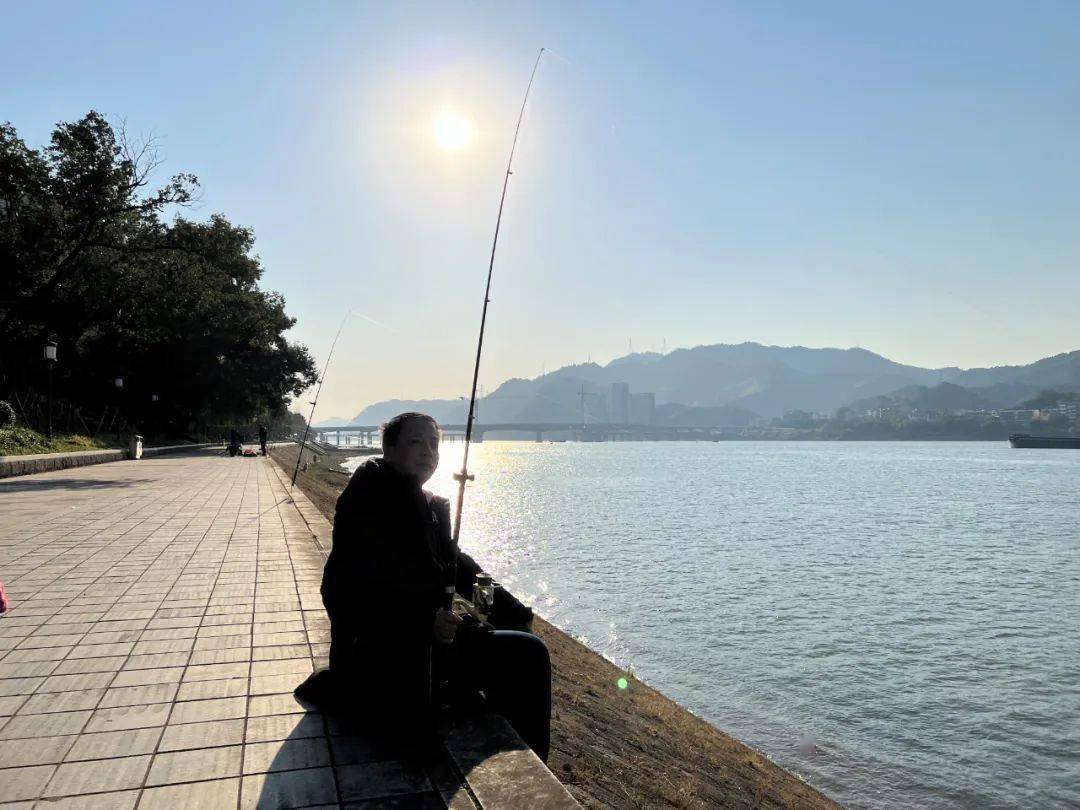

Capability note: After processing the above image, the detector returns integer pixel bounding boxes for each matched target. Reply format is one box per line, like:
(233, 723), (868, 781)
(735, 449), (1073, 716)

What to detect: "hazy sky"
(4, 1), (1079, 419)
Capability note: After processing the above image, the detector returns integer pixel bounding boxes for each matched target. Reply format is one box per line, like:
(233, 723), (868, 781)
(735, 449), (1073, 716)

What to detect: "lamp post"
(114, 376), (124, 441)
(459, 395), (480, 424)
(44, 338), (58, 440)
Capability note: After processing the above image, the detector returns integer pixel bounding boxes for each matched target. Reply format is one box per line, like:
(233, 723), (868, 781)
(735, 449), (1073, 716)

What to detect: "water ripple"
(347, 441), (1080, 808)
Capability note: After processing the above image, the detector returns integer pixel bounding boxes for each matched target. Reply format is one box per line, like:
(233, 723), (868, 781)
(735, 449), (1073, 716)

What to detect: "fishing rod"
(292, 310), (352, 487)
(447, 47), (546, 609)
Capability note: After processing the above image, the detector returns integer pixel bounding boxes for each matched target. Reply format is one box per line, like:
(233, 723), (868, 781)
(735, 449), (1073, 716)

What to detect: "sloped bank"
(271, 445), (840, 809)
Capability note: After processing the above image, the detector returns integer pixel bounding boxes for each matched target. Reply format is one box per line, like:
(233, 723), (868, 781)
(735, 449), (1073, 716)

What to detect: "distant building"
(908, 409), (942, 422)
(868, 407), (901, 422)
(610, 382), (630, 424)
(998, 409), (1036, 425)
(1056, 402), (1080, 420)
(629, 392), (655, 425)
(782, 409), (816, 427)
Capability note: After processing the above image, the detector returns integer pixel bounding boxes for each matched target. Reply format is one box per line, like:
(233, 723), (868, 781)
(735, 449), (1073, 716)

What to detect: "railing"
(2, 387), (129, 438)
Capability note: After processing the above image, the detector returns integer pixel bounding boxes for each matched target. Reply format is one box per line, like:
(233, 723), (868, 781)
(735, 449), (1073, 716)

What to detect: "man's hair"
(381, 412), (440, 449)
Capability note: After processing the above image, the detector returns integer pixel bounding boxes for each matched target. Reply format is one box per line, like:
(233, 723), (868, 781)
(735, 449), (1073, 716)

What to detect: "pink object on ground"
(0, 581), (8, 613)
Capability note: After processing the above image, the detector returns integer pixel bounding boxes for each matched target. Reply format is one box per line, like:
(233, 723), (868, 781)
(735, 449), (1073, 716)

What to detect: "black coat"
(312, 457), (533, 719)
(322, 457), (450, 632)
(321, 458), (533, 654)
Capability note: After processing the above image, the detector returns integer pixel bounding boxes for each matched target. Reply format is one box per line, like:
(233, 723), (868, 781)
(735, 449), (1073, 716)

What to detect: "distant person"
(307, 412), (550, 759)
(258, 424), (268, 455)
(228, 428), (242, 457)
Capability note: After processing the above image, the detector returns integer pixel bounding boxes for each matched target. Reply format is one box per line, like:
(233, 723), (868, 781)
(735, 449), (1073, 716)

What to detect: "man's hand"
(433, 608), (462, 645)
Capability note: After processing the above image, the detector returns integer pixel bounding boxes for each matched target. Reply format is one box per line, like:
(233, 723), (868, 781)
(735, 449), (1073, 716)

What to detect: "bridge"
(310, 423), (745, 445)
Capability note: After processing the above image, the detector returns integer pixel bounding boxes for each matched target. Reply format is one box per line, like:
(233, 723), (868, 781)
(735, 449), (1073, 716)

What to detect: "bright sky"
(3, 2), (1079, 419)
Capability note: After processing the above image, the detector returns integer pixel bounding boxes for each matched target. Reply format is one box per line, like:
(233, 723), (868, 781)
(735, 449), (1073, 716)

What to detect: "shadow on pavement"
(251, 702), (474, 808)
(0, 477), (152, 492)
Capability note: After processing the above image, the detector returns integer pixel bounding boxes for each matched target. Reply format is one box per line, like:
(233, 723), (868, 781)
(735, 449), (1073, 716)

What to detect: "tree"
(0, 112), (317, 437)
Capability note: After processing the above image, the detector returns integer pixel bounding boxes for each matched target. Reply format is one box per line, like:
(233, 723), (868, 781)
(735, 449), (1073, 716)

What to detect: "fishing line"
(292, 308), (354, 487)
(355, 312), (399, 334)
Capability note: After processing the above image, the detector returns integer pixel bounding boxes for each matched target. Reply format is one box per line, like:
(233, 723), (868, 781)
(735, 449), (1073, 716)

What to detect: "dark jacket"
(313, 457), (533, 718)
(321, 457), (533, 646)
(322, 458), (448, 632)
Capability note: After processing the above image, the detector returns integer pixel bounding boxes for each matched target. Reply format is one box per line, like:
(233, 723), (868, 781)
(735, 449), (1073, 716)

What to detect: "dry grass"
(535, 615), (840, 808)
(269, 444), (364, 515)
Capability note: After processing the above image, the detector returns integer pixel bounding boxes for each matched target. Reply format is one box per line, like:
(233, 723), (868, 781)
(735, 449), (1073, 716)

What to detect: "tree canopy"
(0, 111), (317, 436)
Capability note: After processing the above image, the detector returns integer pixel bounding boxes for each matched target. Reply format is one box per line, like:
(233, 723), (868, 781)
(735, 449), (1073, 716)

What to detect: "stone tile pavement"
(0, 451), (490, 809)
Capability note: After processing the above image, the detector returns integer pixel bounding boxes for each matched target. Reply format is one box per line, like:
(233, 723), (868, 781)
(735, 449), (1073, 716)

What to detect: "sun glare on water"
(432, 109), (474, 151)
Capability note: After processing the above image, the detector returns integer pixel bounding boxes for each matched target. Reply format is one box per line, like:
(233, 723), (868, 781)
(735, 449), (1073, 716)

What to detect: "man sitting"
(316, 412), (551, 760)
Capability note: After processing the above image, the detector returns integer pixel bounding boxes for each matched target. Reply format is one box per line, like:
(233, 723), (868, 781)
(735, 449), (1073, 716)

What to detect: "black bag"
(489, 584), (534, 632)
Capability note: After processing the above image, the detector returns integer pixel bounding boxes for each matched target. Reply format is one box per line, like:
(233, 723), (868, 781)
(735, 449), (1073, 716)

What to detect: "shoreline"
(271, 444), (841, 808)
(317, 434), (1021, 443)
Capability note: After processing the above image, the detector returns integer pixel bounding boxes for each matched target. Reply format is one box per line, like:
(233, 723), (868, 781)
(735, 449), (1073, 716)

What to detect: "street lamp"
(148, 393), (159, 439)
(459, 396), (480, 424)
(43, 337), (57, 440)
(114, 376), (125, 441)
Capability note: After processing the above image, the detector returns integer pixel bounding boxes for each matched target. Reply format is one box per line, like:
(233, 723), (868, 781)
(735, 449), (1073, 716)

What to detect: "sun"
(432, 109), (474, 151)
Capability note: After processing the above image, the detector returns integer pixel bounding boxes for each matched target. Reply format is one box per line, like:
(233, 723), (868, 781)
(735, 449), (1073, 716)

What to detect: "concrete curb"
(0, 442), (219, 479)
(141, 441), (219, 457)
(267, 453), (335, 554)
(0, 448), (126, 478)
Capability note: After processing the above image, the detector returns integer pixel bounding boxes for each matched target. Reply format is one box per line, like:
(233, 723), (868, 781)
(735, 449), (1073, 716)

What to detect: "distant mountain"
(846, 382), (996, 414)
(350, 399), (471, 426)
(947, 350), (1080, 389)
(607, 351), (664, 368)
(313, 416), (348, 427)
(1016, 389), (1080, 409)
(854, 351), (1080, 411)
(347, 342), (1080, 422)
(962, 383), (1046, 409)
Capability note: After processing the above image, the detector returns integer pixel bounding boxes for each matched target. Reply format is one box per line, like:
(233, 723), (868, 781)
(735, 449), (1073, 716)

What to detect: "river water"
(345, 441), (1080, 808)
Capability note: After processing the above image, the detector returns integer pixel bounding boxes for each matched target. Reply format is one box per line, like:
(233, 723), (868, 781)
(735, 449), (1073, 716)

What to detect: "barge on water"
(1009, 433), (1080, 449)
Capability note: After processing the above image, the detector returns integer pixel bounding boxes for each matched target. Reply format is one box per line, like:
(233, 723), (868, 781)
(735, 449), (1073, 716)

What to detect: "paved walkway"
(0, 452), (471, 809)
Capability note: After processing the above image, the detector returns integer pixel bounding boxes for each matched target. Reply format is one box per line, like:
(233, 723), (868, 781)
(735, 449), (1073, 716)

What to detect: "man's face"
(384, 419), (440, 483)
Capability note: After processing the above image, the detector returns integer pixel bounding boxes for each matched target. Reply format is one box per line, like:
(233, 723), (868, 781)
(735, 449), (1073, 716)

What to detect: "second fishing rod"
(446, 47), (546, 610)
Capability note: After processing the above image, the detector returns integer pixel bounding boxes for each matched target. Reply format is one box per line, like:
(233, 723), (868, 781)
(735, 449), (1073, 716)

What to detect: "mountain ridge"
(344, 342), (1080, 425)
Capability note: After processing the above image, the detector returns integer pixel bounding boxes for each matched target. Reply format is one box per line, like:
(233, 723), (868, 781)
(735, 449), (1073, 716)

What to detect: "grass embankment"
(271, 444), (839, 809)
(270, 444), (378, 513)
(0, 426), (120, 456)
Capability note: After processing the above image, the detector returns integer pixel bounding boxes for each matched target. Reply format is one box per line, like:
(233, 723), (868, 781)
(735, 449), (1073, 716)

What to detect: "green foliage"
(0, 400), (15, 427)
(0, 426), (50, 455)
(0, 112), (318, 433)
(0, 426), (117, 456)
